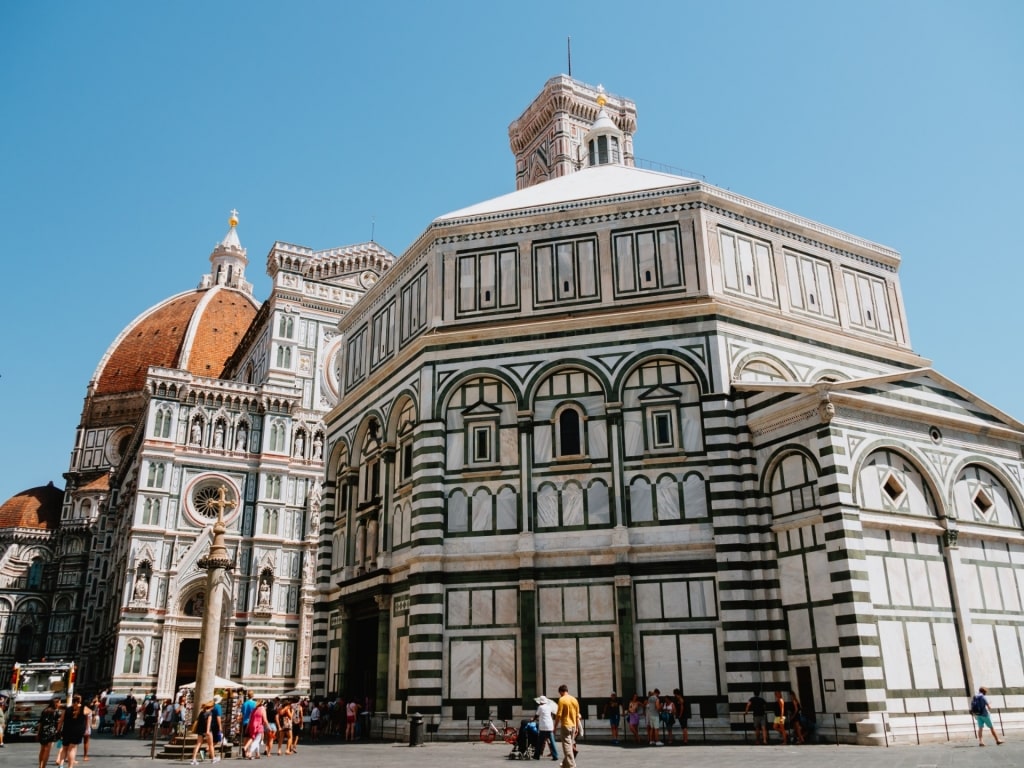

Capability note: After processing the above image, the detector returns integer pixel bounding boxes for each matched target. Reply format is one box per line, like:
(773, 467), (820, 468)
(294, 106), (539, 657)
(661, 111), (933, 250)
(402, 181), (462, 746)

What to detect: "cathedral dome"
(0, 482), (63, 530)
(92, 285), (260, 396)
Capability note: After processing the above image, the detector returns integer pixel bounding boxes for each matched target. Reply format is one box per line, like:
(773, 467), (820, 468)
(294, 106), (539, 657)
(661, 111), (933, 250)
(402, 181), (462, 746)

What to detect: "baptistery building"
(313, 76), (1024, 742)
(2, 74), (1023, 744)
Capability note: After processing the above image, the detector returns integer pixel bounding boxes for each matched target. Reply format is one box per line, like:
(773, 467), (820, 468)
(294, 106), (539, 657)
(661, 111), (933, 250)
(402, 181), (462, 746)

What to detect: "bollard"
(409, 712), (425, 746)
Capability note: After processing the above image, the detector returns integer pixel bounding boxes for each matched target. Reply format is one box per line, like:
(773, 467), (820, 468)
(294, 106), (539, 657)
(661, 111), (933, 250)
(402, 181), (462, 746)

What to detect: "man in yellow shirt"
(554, 684), (580, 768)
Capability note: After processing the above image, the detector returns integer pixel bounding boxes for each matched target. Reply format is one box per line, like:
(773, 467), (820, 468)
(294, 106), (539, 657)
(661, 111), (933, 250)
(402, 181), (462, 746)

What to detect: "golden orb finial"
(229, 208), (239, 227)
(596, 84), (607, 108)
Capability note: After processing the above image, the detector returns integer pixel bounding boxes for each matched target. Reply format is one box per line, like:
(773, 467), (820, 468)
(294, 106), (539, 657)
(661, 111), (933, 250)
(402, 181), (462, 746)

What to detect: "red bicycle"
(479, 715), (517, 744)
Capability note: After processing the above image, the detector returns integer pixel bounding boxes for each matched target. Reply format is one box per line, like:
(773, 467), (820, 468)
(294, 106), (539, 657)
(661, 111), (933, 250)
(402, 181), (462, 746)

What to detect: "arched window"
(142, 498), (161, 525)
(262, 508), (279, 535)
(557, 408), (582, 457)
(123, 639), (144, 674)
(154, 407), (172, 438)
(250, 642), (269, 675)
(27, 558), (44, 589)
(276, 345), (292, 368)
(269, 422), (286, 453)
(278, 314), (295, 339)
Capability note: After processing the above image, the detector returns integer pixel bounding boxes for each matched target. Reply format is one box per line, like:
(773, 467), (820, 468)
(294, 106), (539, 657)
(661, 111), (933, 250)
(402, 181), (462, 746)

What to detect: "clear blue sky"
(1, 1), (1021, 502)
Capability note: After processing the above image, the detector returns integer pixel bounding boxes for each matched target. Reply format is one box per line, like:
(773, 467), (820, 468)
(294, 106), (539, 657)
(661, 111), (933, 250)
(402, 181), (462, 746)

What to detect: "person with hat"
(534, 695), (558, 761)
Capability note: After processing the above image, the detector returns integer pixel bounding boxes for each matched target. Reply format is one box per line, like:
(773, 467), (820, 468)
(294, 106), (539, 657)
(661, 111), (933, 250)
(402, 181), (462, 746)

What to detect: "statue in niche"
(187, 591), (205, 617)
(133, 572), (150, 601)
(190, 420), (202, 445)
(293, 432), (305, 457)
(235, 425), (248, 451)
(308, 481), (322, 536)
(312, 433), (323, 460)
(258, 578), (271, 607)
(214, 422), (225, 449)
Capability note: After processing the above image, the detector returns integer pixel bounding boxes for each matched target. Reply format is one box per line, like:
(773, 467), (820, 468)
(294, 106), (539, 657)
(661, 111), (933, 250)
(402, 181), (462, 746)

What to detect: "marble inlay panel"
(682, 633), (718, 696)
(663, 583), (687, 618)
(866, 554), (889, 605)
(539, 587), (563, 624)
(588, 482), (610, 525)
(935, 622), (965, 689)
(450, 640), (483, 698)
(536, 485), (559, 528)
(544, 637), (578, 692)
(589, 584), (614, 622)
(447, 433), (464, 471)
(807, 549), (830, 603)
(788, 606), (811, 649)
(906, 621), (938, 688)
(683, 475), (706, 518)
(495, 589), (518, 625)
(564, 484), (584, 526)
(878, 620), (911, 689)
(534, 426), (553, 463)
(906, 557), (932, 607)
(657, 477), (680, 520)
(887, 558), (911, 606)
(635, 582), (662, 620)
(779, 555), (806, 606)
(564, 586), (589, 622)
(998, 625), (1024, 686)
(472, 590), (494, 625)
(483, 638), (516, 698)
(812, 606), (838, 647)
(448, 591), (470, 626)
(589, 420), (608, 460)
(642, 634), (678, 692)
(579, 636), (614, 697)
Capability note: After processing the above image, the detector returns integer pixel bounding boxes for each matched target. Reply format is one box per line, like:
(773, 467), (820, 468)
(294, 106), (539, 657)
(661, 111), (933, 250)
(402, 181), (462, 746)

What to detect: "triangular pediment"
(638, 385), (682, 402)
(463, 400), (503, 417)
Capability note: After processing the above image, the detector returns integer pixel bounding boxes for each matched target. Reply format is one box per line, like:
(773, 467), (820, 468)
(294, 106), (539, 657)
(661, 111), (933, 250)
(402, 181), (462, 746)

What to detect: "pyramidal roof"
(436, 164), (697, 223)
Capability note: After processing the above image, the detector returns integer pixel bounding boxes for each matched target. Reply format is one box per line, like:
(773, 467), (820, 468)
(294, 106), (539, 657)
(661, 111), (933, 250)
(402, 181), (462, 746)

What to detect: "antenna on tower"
(567, 36), (572, 77)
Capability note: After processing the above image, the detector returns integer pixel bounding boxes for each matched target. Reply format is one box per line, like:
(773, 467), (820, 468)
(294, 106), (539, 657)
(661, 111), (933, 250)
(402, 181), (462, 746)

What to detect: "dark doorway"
(795, 666), (817, 717)
(345, 613), (379, 706)
(176, 639), (200, 691)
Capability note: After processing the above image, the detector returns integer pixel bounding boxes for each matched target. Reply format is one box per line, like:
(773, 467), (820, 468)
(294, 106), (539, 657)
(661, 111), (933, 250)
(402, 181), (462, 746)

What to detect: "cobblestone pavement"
(0, 732), (1019, 768)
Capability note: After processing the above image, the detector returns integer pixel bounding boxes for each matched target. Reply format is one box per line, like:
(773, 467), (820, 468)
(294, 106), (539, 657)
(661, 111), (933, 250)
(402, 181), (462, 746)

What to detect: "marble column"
(194, 486), (235, 709)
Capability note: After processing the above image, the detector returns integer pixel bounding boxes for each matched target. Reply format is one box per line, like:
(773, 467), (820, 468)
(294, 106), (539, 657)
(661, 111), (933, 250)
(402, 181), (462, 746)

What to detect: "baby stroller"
(509, 720), (539, 760)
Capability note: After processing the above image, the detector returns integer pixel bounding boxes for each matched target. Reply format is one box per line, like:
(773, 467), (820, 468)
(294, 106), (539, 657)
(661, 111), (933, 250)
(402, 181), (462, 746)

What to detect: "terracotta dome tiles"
(95, 288), (258, 396)
(0, 482), (63, 530)
(185, 292), (259, 378)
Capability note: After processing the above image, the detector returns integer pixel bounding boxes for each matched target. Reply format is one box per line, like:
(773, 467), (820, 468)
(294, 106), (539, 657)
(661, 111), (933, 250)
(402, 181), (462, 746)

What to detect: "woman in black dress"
(58, 695), (92, 768)
(37, 697), (62, 768)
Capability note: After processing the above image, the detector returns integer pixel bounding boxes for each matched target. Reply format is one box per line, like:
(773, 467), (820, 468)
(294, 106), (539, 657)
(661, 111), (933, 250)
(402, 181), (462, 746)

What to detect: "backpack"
(970, 694), (985, 715)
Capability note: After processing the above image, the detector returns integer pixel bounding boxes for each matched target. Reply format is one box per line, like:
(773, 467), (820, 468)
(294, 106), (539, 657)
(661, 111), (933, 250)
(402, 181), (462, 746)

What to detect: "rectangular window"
(345, 326), (367, 386)
(471, 424), (492, 463)
(371, 302), (396, 367)
(613, 226), (684, 296)
(400, 268), (429, 343)
(719, 229), (776, 302)
(784, 250), (838, 321)
(652, 411), (674, 448)
(454, 248), (519, 316)
(533, 236), (599, 306)
(842, 268), (893, 335)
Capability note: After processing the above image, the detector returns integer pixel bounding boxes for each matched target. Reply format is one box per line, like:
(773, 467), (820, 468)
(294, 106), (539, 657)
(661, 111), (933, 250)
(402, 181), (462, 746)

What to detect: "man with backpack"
(971, 686), (1004, 746)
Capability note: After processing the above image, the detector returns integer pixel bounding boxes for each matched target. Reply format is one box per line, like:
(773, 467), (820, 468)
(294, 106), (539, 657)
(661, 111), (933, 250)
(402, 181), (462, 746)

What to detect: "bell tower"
(508, 75), (637, 190)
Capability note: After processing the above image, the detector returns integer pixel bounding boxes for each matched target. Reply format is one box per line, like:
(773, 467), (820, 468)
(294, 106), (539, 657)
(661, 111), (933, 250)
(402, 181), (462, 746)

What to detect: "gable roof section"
(735, 367), (1024, 438)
